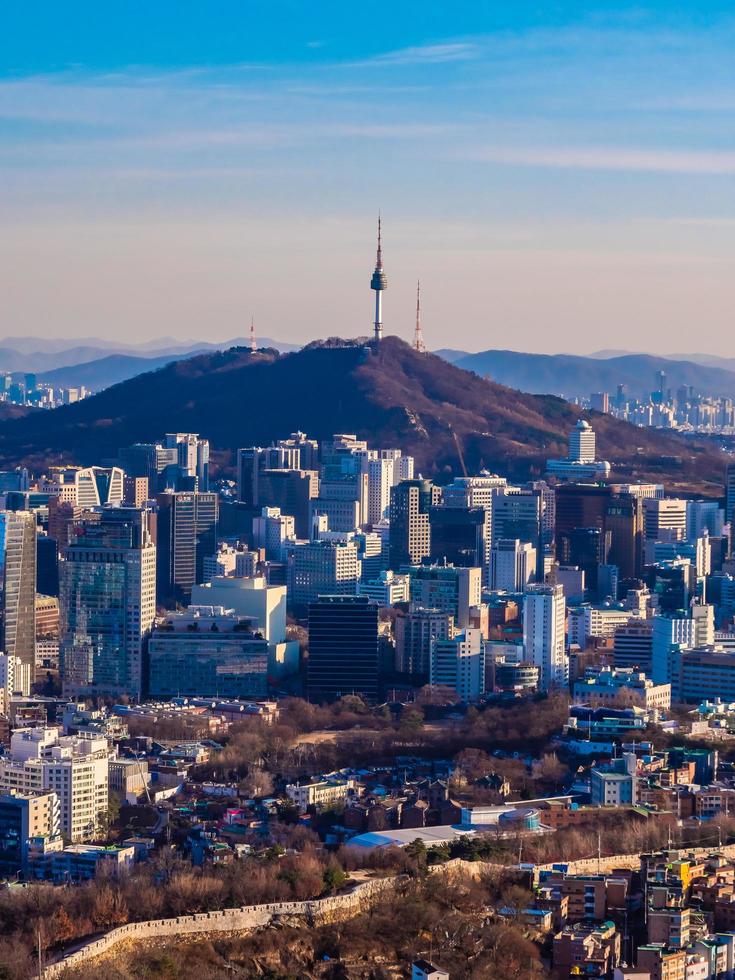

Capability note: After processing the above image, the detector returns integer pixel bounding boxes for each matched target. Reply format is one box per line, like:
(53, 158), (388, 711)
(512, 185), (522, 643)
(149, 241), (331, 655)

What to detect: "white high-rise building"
(164, 432), (210, 489)
(201, 542), (239, 582)
(644, 498), (688, 562)
(252, 506), (296, 560)
(523, 584), (568, 692)
(546, 421), (610, 480)
(39, 466), (124, 507)
(0, 728), (109, 843)
(364, 456), (394, 524)
(568, 419), (596, 462)
(567, 604), (634, 649)
(430, 628), (484, 702)
(192, 575), (286, 643)
(380, 449), (414, 485)
(651, 614), (696, 685)
(358, 570), (410, 607)
(191, 575), (298, 678)
(0, 653), (31, 711)
(692, 602), (715, 647)
(489, 539), (536, 592)
(441, 474), (508, 510)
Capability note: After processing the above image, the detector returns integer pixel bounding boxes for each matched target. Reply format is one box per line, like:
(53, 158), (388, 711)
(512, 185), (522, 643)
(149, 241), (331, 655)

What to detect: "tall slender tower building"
(249, 316), (257, 352)
(413, 280), (426, 353)
(59, 506), (156, 700)
(0, 511), (37, 683)
(370, 215), (388, 342)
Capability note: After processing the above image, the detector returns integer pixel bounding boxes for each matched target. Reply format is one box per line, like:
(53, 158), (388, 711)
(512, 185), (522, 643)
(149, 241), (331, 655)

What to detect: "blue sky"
(1, 3), (735, 353)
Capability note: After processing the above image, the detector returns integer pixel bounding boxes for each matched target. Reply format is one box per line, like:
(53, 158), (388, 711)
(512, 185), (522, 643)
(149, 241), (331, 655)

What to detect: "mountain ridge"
(0, 337), (723, 493)
(0, 336), (299, 376)
(448, 349), (735, 400)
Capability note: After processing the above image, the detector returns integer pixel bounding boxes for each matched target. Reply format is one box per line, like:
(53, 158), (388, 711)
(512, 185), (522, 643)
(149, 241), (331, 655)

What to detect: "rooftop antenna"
(414, 279), (426, 353)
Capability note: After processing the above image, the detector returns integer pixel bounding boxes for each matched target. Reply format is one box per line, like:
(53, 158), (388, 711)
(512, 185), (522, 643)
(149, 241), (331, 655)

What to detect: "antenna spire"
(249, 315), (256, 352)
(414, 279), (426, 353)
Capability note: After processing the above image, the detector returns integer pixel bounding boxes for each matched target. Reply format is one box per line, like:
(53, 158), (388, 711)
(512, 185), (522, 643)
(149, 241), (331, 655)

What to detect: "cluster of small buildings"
(492, 848), (735, 978)
(0, 693), (281, 881)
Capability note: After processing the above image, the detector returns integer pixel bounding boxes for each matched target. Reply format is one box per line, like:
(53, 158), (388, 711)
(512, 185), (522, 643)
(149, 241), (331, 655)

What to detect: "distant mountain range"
(4, 335), (734, 400)
(0, 335), (299, 378)
(0, 337), (723, 494)
(591, 349), (735, 370)
(437, 349), (735, 400)
(38, 353), (205, 390)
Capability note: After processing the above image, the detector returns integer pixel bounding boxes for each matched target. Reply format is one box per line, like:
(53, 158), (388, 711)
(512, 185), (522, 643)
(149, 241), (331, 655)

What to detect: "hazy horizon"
(0, 333), (731, 365)
(3, 3), (735, 354)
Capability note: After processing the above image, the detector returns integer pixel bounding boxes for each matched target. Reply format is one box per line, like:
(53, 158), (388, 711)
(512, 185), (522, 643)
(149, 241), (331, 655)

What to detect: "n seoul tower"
(370, 215), (388, 342)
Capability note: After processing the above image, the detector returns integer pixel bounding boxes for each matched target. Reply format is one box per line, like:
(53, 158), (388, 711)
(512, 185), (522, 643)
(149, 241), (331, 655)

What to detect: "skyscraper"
(523, 584), (568, 692)
(605, 494), (644, 580)
(59, 506), (156, 700)
(395, 608), (454, 677)
(370, 215), (387, 342)
(546, 420), (610, 480)
(0, 511), (37, 681)
(164, 433), (210, 491)
(430, 628), (484, 702)
(569, 420), (596, 462)
(405, 564), (482, 629)
(287, 539), (361, 610)
(726, 462), (735, 555)
(389, 479), (440, 570)
(307, 595), (379, 702)
(429, 505), (490, 571)
(156, 491), (218, 606)
(490, 538), (536, 592)
(558, 526), (611, 593)
(643, 497), (688, 562)
(491, 487), (543, 575)
(555, 484), (612, 546)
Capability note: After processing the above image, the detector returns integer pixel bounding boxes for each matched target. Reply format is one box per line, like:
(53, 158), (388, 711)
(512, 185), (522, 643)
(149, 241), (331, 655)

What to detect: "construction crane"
(448, 423), (468, 478)
(130, 748), (153, 805)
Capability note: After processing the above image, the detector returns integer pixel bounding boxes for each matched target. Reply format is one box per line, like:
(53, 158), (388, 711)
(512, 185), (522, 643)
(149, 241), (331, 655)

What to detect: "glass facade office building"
(59, 507), (156, 700)
(0, 510), (37, 679)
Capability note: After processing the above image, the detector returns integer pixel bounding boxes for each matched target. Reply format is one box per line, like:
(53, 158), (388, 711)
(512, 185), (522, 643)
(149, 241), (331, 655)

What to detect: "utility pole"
(597, 828), (602, 874)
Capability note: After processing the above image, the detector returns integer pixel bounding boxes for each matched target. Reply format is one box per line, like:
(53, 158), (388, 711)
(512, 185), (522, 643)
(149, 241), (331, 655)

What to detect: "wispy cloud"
(465, 145), (735, 176)
(348, 42), (479, 67)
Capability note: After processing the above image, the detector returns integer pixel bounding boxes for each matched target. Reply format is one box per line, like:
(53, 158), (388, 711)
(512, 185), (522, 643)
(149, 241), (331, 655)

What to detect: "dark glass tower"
(156, 491), (218, 606)
(307, 595), (379, 702)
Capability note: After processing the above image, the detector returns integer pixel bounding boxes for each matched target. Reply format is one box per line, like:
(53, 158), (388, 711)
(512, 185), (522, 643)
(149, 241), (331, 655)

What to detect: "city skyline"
(3, 4), (735, 352)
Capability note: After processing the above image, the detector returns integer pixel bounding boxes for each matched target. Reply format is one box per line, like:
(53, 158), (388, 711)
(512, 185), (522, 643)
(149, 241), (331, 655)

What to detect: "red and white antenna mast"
(249, 315), (257, 352)
(413, 280), (426, 353)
